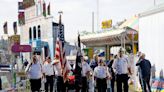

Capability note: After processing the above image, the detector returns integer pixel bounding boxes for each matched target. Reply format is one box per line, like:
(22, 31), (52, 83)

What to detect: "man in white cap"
(112, 48), (132, 92)
(94, 59), (111, 92)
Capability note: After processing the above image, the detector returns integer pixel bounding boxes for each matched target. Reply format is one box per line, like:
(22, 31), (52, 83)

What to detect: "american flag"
(54, 37), (68, 82)
(55, 38), (60, 60)
(74, 34), (82, 90)
(54, 14), (69, 82)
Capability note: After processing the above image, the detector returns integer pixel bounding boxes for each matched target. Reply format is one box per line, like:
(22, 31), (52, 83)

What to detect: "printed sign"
(11, 44), (32, 53)
(102, 20), (112, 29)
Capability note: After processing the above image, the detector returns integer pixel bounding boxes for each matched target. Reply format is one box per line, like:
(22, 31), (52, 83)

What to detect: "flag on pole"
(75, 34), (82, 91)
(3, 22), (8, 34)
(47, 2), (50, 15)
(18, 12), (25, 25)
(13, 22), (17, 35)
(54, 37), (69, 82)
(55, 38), (60, 60)
(43, 1), (46, 17)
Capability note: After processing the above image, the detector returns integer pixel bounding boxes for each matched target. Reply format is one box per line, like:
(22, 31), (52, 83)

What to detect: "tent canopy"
(81, 28), (138, 47)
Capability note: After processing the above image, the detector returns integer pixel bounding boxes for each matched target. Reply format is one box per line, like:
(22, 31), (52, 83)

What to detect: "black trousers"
(56, 76), (65, 92)
(45, 75), (54, 92)
(81, 77), (88, 92)
(142, 76), (151, 92)
(96, 78), (107, 92)
(0, 78), (2, 90)
(111, 76), (115, 92)
(30, 78), (41, 92)
(116, 74), (129, 92)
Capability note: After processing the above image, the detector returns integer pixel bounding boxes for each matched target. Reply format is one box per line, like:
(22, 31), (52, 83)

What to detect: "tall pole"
(154, 0), (156, 6)
(58, 11), (63, 25)
(97, 0), (99, 31)
(92, 12), (94, 33)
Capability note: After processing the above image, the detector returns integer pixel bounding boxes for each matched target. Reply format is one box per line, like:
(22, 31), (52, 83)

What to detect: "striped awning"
(119, 15), (139, 31)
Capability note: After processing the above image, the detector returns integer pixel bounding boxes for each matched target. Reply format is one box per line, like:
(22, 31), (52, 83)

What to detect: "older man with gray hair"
(136, 53), (152, 92)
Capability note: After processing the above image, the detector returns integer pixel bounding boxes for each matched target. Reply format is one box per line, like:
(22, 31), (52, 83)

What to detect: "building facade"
(19, 1), (61, 61)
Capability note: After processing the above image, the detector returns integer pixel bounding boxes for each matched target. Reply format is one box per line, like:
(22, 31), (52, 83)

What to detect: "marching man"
(42, 57), (54, 92)
(94, 59), (111, 92)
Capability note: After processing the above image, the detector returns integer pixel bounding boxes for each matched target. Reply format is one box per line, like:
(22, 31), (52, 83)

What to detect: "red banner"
(11, 44), (32, 53)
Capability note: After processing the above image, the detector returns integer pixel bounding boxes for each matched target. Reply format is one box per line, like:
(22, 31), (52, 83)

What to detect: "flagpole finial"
(58, 11), (63, 24)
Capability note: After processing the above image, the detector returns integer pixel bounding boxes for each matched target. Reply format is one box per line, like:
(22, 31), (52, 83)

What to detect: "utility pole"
(92, 12), (94, 33)
(154, 0), (156, 6)
(97, 0), (99, 31)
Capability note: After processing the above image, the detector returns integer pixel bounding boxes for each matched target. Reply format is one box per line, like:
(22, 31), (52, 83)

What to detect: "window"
(29, 27), (32, 40)
(33, 26), (36, 40)
(38, 25), (41, 39)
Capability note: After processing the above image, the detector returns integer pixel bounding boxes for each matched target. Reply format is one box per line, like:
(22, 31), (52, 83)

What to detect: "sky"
(0, 0), (164, 42)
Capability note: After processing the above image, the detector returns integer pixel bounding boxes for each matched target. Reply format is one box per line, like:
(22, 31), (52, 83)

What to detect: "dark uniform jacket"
(136, 59), (151, 78)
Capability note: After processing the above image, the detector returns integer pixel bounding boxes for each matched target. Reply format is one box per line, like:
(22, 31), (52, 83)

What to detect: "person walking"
(52, 58), (65, 92)
(90, 55), (98, 70)
(26, 55), (42, 92)
(136, 53), (151, 92)
(113, 48), (132, 92)
(81, 56), (91, 92)
(107, 54), (116, 92)
(52, 58), (71, 92)
(43, 57), (54, 92)
(94, 59), (111, 92)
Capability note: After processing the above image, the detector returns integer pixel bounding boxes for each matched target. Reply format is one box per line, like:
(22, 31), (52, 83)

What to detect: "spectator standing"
(136, 53), (151, 92)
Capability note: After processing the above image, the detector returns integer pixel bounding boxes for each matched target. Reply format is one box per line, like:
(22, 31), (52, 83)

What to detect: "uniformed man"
(113, 48), (132, 92)
(94, 59), (111, 92)
(52, 59), (64, 92)
(43, 57), (54, 92)
(26, 55), (42, 92)
(52, 58), (71, 92)
(81, 56), (91, 92)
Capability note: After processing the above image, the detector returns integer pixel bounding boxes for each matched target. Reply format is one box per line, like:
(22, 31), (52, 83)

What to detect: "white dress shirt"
(94, 66), (110, 79)
(28, 62), (42, 79)
(82, 62), (91, 77)
(112, 55), (130, 75)
(43, 62), (54, 76)
(53, 60), (71, 76)
(54, 62), (62, 76)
